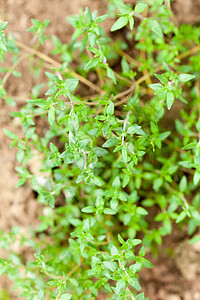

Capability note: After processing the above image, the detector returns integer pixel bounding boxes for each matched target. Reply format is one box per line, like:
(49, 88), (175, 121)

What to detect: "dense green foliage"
(0, 0), (200, 299)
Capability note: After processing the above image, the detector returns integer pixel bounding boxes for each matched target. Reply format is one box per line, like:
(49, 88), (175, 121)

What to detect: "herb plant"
(0, 0), (200, 299)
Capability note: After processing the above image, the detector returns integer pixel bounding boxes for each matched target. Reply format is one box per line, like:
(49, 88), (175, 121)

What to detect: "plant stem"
(122, 111), (131, 144)
(2, 53), (29, 87)
(56, 290), (61, 300)
(66, 261), (82, 279)
(15, 40), (103, 94)
(67, 93), (74, 115)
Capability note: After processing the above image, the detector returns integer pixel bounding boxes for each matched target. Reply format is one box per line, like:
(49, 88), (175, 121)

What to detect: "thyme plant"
(0, 0), (200, 299)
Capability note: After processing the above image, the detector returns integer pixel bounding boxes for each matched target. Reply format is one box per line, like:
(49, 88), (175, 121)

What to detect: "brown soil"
(0, 0), (200, 299)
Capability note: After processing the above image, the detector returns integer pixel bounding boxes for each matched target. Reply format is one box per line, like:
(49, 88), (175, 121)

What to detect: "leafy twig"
(15, 40), (103, 93)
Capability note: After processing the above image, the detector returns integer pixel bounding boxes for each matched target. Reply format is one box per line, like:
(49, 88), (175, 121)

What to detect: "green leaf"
(88, 32), (96, 47)
(136, 207), (148, 215)
(148, 83), (163, 92)
(66, 15), (80, 27)
(115, 279), (126, 294)
(122, 174), (130, 188)
(111, 244), (120, 256)
(91, 256), (101, 268)
(69, 112), (79, 135)
(189, 235), (200, 244)
(153, 177), (163, 191)
(31, 83), (45, 97)
(0, 266), (7, 276)
(50, 143), (58, 153)
(110, 199), (118, 212)
(111, 199), (119, 212)
(107, 102), (114, 115)
(112, 176), (120, 189)
(136, 293), (145, 300)
(128, 277), (141, 291)
(114, 0), (132, 13)
(92, 177), (103, 186)
(179, 175), (187, 192)
(142, 258), (153, 269)
(118, 192), (127, 201)
(196, 117), (200, 132)
(121, 57), (130, 73)
(48, 107), (55, 125)
(88, 128), (99, 136)
(81, 206), (95, 213)
(84, 58), (99, 70)
(64, 79), (79, 91)
(27, 98), (48, 109)
(0, 39), (7, 51)
(0, 22), (8, 31)
(122, 147), (127, 163)
(139, 246), (145, 256)
(93, 147), (108, 157)
(111, 16), (129, 32)
(118, 234), (124, 244)
(43, 19), (50, 27)
(79, 139), (90, 148)
(45, 71), (58, 81)
(127, 125), (145, 135)
(178, 73), (196, 83)
(154, 73), (168, 84)
(176, 211), (187, 223)
(194, 154), (200, 165)
(150, 20), (163, 38)
(96, 14), (108, 23)
(104, 208), (116, 215)
(129, 17), (134, 30)
(76, 156), (84, 170)
(5, 97), (16, 106)
(4, 129), (18, 140)
(129, 263), (142, 274)
(166, 91), (174, 110)
(36, 222), (49, 232)
(49, 195), (55, 208)
(194, 170), (200, 185)
(134, 3), (147, 13)
(76, 173), (88, 184)
(103, 261), (117, 272)
(37, 289), (44, 300)
(45, 85), (58, 95)
(16, 178), (26, 187)
(60, 295), (72, 300)
(102, 137), (119, 148)
(159, 131), (170, 140)
(106, 67), (117, 84)
(25, 126), (36, 139)
(17, 149), (25, 163)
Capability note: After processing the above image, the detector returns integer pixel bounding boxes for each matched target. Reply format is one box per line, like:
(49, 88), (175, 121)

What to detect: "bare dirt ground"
(0, 0), (200, 299)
